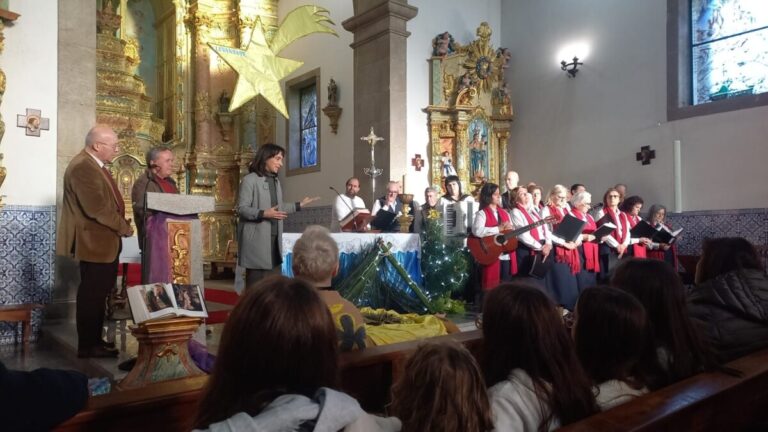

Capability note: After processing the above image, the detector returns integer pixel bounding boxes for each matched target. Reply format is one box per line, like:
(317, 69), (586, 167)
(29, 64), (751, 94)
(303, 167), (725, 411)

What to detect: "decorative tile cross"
(16, 109), (50, 137)
(636, 145), (656, 165)
(411, 154), (424, 171)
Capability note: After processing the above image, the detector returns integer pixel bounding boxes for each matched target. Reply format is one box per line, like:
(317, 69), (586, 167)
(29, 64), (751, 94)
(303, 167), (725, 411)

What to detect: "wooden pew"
(55, 330), (482, 431)
(558, 348), (768, 431)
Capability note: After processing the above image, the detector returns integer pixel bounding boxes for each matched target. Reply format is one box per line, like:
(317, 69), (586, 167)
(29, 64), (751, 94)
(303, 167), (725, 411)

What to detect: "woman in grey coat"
(237, 143), (317, 287)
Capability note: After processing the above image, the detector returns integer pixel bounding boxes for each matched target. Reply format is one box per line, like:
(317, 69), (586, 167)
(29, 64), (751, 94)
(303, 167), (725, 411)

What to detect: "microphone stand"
(330, 186), (360, 232)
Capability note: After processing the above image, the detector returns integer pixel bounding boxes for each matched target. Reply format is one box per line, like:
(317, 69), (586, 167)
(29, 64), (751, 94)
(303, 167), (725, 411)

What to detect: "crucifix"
(361, 127), (384, 199)
(635, 145), (656, 165)
(411, 154), (425, 171)
(16, 109), (50, 137)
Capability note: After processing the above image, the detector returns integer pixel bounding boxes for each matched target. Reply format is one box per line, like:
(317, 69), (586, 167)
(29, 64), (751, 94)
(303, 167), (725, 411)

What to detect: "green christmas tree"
(420, 208), (471, 313)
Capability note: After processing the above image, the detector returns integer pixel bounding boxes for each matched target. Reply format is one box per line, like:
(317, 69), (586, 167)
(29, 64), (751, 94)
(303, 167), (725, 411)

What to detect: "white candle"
(673, 140), (682, 213)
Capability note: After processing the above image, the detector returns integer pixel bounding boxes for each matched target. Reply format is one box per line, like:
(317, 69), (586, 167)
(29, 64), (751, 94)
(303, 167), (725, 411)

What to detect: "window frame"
(285, 69), (321, 176)
(667, 0), (768, 121)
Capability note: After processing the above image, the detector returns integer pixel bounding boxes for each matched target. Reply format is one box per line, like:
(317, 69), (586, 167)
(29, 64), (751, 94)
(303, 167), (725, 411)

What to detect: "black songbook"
(553, 214), (587, 242)
(629, 220), (658, 239)
(592, 218), (617, 239)
(528, 254), (553, 279)
(371, 208), (397, 231)
(653, 225), (684, 245)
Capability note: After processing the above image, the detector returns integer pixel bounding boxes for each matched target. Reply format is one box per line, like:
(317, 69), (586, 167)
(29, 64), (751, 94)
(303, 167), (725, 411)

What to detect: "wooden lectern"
(121, 193), (214, 389)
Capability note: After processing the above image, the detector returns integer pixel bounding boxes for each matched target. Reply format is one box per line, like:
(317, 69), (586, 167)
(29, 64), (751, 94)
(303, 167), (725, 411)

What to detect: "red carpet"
(204, 288), (240, 324)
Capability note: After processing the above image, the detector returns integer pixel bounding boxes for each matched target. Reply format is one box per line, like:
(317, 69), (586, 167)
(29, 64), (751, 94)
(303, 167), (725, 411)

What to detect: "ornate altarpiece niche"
(424, 23), (513, 194)
(96, 0), (280, 263)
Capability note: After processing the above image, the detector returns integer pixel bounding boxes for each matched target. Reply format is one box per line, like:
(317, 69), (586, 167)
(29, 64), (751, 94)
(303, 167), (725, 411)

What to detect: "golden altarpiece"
(96, 0), (281, 268)
(424, 23), (513, 193)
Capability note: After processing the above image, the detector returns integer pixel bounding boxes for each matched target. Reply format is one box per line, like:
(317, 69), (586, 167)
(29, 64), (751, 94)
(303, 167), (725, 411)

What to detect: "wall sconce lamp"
(561, 56), (583, 78)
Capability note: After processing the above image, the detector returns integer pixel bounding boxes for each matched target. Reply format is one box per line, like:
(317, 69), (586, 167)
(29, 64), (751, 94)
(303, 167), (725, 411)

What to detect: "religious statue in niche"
(441, 151), (457, 177)
(432, 31), (457, 57)
(468, 119), (490, 183)
(327, 78), (338, 106)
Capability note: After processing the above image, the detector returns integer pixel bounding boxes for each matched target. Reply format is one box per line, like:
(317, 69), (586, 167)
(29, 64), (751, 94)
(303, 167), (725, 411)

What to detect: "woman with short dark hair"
(471, 182), (515, 291)
(689, 237), (768, 362)
(193, 276), (399, 431)
(483, 283), (598, 430)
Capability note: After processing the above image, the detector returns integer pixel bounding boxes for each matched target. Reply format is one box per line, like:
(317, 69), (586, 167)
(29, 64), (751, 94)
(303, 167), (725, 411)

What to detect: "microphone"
(330, 186), (359, 231)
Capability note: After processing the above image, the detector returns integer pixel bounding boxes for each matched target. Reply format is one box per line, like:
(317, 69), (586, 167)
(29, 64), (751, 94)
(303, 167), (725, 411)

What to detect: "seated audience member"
(193, 276), (400, 431)
(573, 287), (662, 409)
(0, 360), (89, 431)
(612, 259), (719, 386)
(390, 342), (493, 432)
(645, 204), (679, 270)
(292, 225), (368, 351)
(689, 237), (768, 363)
(483, 283), (598, 431)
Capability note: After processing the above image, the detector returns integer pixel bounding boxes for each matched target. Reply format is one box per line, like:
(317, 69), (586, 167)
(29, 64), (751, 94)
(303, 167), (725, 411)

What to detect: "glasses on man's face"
(387, 190), (398, 195)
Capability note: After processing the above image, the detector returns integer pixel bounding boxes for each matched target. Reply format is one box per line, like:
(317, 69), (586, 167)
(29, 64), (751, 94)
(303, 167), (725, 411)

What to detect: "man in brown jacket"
(56, 125), (133, 358)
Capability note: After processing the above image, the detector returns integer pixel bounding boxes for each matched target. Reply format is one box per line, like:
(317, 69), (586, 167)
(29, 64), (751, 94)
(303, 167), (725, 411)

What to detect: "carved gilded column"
(454, 114), (470, 189)
(495, 129), (510, 180)
(0, 10), (18, 208)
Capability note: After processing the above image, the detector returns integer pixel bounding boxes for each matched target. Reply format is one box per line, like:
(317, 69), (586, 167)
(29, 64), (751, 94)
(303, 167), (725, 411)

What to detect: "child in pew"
(482, 283), (599, 431)
(612, 259), (721, 386)
(389, 342), (493, 432)
(573, 287), (664, 410)
(192, 276), (400, 432)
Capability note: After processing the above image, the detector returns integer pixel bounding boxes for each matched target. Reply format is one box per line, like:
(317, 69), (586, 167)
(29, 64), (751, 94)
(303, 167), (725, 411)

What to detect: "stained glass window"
(299, 84), (318, 168)
(691, 0), (768, 105)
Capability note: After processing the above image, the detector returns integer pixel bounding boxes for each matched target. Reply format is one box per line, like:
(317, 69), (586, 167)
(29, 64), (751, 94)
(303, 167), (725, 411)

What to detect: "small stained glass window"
(691, 0), (768, 105)
(299, 84), (318, 168)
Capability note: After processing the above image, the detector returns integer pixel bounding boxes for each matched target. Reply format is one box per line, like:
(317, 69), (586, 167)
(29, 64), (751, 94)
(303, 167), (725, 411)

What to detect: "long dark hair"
(193, 276), (338, 429)
(696, 237), (764, 284)
(611, 259), (718, 385)
(248, 143), (285, 176)
(574, 286), (664, 390)
(390, 342), (493, 432)
(478, 182), (499, 209)
(483, 283), (599, 430)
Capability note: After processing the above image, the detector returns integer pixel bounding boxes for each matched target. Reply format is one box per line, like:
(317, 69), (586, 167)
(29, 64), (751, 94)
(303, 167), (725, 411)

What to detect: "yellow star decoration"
(208, 6), (337, 118)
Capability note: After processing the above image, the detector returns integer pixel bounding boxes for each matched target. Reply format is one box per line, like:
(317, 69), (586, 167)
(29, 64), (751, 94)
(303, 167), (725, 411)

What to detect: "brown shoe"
(78, 346), (119, 358)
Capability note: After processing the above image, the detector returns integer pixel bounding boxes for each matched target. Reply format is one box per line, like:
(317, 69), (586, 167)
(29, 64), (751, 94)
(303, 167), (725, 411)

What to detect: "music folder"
(553, 214), (587, 242)
(592, 219), (617, 239)
(629, 220), (658, 239)
(371, 209), (397, 231)
(653, 225), (683, 244)
(527, 254), (553, 279)
(340, 208), (372, 232)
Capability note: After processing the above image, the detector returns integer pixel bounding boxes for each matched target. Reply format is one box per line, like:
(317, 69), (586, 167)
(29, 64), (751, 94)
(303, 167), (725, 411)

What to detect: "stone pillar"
(342, 0), (417, 205)
(52, 0), (98, 318)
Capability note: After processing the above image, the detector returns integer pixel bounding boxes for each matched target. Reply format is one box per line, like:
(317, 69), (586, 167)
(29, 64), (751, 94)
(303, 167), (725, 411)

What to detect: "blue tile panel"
(0, 205), (56, 345)
(666, 208), (768, 256)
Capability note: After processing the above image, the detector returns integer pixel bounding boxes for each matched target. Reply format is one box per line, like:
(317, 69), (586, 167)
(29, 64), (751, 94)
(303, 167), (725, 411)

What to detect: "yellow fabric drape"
(360, 307), (448, 345)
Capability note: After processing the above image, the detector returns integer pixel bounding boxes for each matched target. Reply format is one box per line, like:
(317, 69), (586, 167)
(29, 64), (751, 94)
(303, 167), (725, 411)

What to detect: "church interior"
(0, 0), (767, 430)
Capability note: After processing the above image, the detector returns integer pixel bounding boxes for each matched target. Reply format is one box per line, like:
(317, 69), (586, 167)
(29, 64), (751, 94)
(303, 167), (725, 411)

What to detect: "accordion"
(441, 201), (474, 237)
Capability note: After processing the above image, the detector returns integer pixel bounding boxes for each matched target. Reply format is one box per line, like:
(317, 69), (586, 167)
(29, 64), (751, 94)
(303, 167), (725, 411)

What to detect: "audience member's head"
(574, 287), (661, 390)
(390, 342), (493, 432)
(695, 237), (763, 284)
(612, 259), (717, 384)
(292, 225), (339, 286)
(483, 283), (598, 428)
(194, 276), (338, 428)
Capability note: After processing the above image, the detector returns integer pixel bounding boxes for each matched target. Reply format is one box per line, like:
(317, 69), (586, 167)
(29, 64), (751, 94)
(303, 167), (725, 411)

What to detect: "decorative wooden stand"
(118, 317), (205, 390)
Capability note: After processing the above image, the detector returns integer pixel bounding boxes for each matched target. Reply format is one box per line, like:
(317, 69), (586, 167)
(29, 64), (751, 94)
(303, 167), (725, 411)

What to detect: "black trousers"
(77, 257), (119, 350)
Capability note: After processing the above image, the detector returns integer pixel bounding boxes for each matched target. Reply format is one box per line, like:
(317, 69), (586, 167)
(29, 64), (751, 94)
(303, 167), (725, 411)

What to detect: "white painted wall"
(276, 0), (355, 204)
(0, 1), (58, 206)
(500, 0), (768, 211)
(406, 0), (501, 197)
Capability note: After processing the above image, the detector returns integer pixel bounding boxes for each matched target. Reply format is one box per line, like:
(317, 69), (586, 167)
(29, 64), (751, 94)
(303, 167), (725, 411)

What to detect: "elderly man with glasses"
(370, 181), (413, 232)
(56, 125), (134, 358)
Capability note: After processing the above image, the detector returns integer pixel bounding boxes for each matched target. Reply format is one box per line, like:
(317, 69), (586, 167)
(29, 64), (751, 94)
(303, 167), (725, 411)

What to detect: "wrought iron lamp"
(561, 56), (583, 78)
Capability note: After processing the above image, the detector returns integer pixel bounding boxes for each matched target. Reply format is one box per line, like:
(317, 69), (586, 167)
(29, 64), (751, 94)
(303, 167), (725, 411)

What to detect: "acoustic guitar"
(467, 216), (556, 265)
